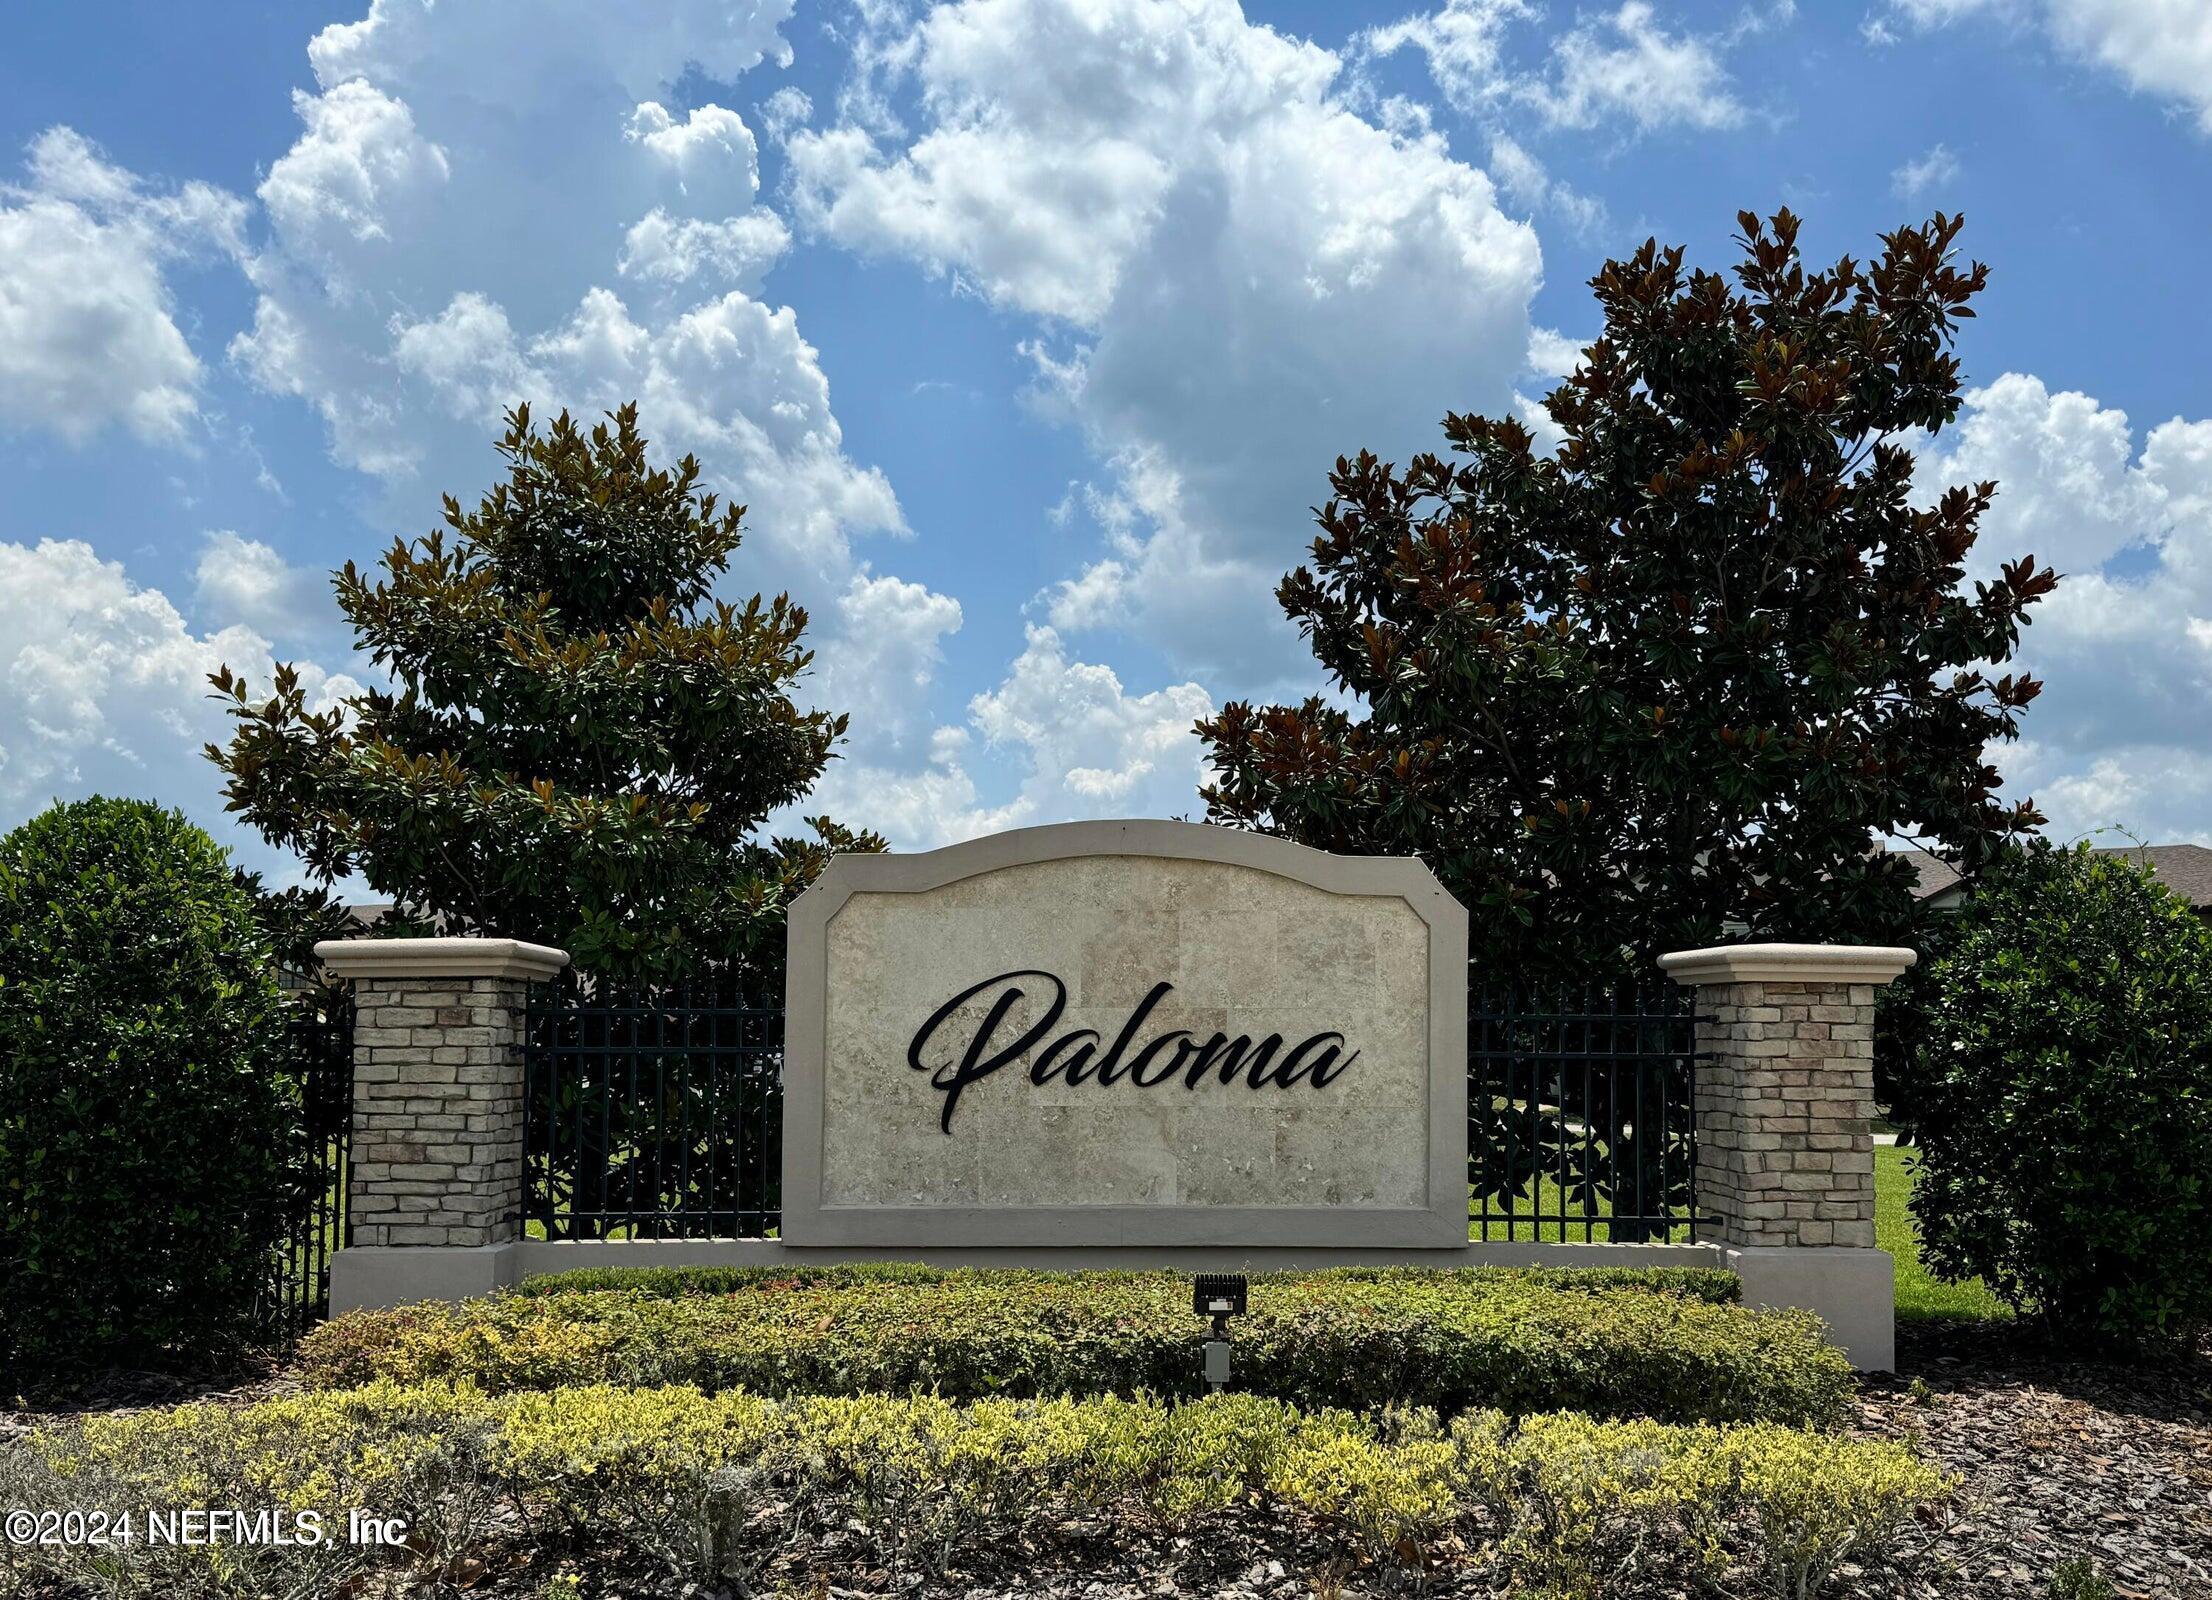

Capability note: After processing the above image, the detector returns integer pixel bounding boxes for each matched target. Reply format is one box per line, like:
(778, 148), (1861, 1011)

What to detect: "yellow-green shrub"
(301, 1268), (1847, 1426)
(1718, 1425), (1948, 1599)
(294, 1297), (625, 1391)
(1135, 1394), (1332, 1525)
(1459, 1412), (1950, 1600)
(497, 1384), (789, 1585)
(14, 1382), (497, 1599)
(1266, 1423), (1460, 1564)
(1481, 1413), (1739, 1596)
(0, 1384), (1948, 1600)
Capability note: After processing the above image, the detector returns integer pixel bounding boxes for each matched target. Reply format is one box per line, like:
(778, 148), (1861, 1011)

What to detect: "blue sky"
(4, 0), (2209, 882)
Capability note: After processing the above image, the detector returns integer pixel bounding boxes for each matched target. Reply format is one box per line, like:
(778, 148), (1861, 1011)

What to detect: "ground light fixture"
(1192, 1272), (1248, 1393)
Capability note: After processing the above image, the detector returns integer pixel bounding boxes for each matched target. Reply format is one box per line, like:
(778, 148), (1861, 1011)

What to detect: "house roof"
(1890, 844), (2212, 909)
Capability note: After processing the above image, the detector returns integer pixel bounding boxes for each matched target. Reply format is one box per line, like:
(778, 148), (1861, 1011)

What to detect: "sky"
(4, 0), (2210, 885)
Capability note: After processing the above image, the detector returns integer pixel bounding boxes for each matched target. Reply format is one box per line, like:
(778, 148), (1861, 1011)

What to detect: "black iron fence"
(1469, 983), (1706, 1243)
(267, 993), (354, 1338)
(521, 979), (1709, 1242)
(524, 983), (783, 1240)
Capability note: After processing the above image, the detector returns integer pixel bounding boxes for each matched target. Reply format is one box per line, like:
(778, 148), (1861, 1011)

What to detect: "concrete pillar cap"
(315, 935), (571, 982)
(1657, 942), (1916, 987)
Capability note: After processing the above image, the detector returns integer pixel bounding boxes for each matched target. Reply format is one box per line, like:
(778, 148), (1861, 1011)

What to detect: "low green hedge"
(300, 1268), (1846, 1426)
(3, 1382), (1947, 1600)
(513, 1261), (1744, 1302)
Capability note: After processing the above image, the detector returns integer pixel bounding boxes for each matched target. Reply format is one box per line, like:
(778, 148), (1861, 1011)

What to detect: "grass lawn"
(1876, 1143), (2012, 1324)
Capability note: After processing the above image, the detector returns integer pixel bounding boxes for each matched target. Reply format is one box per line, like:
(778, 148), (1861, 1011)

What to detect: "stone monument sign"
(781, 820), (1469, 1246)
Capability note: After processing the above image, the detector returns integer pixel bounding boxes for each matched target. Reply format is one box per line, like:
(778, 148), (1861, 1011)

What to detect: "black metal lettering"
(907, 970), (1362, 1131)
(907, 970), (1065, 1132)
(1273, 1031), (1358, 1088)
(1182, 1031), (1282, 1089)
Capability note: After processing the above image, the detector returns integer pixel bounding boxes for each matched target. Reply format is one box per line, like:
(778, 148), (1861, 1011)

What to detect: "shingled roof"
(1891, 844), (2212, 909)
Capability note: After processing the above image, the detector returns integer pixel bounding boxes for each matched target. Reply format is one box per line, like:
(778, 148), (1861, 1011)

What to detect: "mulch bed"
(1852, 1323), (2212, 1600)
(1, 1356), (292, 1442)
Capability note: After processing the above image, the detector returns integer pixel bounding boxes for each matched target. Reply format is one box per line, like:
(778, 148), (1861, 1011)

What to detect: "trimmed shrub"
(0, 797), (299, 1371)
(1908, 841), (2212, 1342)
(1, 1381), (500, 1599)
(1456, 1411), (1944, 1600)
(512, 1260), (1744, 1303)
(3, 1383), (1949, 1600)
(300, 1269), (1847, 1426)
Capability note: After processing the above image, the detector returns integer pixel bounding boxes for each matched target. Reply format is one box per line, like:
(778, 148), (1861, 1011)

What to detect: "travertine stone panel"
(787, 821), (1469, 1246)
(820, 856), (1430, 1208)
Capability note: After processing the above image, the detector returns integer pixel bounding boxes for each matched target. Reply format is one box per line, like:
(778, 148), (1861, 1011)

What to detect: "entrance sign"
(782, 820), (1469, 1247)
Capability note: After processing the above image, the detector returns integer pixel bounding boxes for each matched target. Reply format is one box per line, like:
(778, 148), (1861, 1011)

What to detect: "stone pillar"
(1657, 942), (1915, 1371)
(317, 936), (569, 1312)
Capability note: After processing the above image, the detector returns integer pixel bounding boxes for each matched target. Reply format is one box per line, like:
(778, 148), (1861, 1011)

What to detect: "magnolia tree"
(1199, 211), (2058, 1230)
(1199, 211), (2056, 978)
(210, 404), (880, 991)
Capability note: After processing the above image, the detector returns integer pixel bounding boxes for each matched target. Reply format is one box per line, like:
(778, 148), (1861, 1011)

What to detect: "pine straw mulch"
(1851, 1322), (2212, 1600)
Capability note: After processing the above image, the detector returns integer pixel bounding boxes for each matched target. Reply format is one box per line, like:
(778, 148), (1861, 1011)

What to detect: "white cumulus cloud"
(1874, 0), (2212, 133)
(1359, 0), (1747, 134)
(0, 539), (360, 868)
(0, 128), (246, 443)
(1891, 142), (1962, 199)
(788, 0), (1542, 684)
(807, 624), (1215, 847)
(232, 0), (898, 606)
(1913, 372), (2212, 843)
(1531, 2), (1745, 132)
(812, 574), (967, 764)
(192, 531), (325, 640)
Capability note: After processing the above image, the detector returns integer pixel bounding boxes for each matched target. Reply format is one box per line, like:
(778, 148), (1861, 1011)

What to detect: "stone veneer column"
(1657, 942), (1916, 1371)
(317, 936), (569, 1312)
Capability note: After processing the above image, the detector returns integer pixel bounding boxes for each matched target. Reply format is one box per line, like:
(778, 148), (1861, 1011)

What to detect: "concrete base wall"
(1725, 1245), (1895, 1371)
(331, 1243), (521, 1314)
(329, 1237), (1899, 1372)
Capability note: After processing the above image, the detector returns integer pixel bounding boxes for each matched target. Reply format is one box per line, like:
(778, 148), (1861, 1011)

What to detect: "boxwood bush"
(0, 798), (298, 1372)
(2, 1382), (1945, 1600)
(300, 1268), (1846, 1425)
(512, 1260), (1744, 1303)
(1908, 841), (2212, 1342)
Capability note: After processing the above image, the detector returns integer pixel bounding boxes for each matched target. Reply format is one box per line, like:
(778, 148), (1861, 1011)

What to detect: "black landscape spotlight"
(1192, 1272), (1248, 1394)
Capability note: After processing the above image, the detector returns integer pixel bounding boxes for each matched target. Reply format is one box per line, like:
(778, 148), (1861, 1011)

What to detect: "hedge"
(0, 1382), (1946, 1600)
(1905, 841), (2212, 1342)
(513, 1261), (1744, 1303)
(0, 798), (299, 1373)
(300, 1268), (1847, 1426)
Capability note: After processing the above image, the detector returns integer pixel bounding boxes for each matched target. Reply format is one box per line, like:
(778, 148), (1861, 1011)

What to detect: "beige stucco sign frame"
(781, 819), (1471, 1248)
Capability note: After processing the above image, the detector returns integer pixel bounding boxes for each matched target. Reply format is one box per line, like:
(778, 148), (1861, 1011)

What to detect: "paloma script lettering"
(906, 969), (1359, 1132)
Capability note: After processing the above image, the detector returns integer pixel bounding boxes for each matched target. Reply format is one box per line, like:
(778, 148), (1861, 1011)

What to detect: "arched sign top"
(783, 819), (1469, 1250)
(794, 818), (1462, 921)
